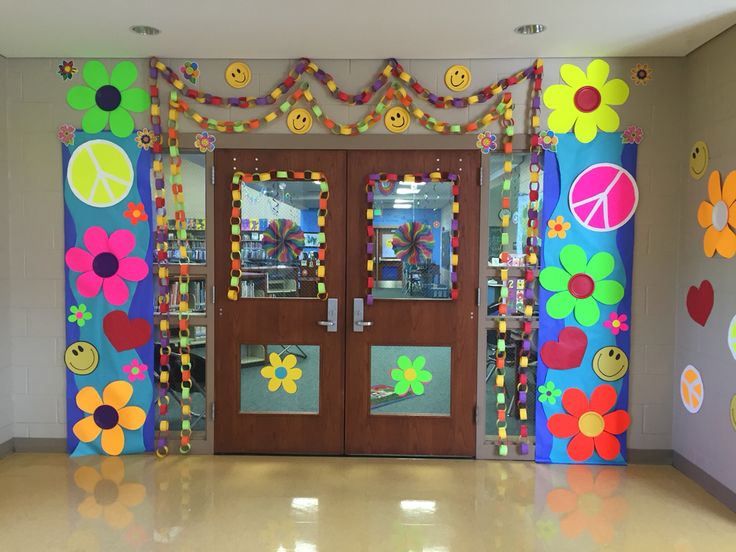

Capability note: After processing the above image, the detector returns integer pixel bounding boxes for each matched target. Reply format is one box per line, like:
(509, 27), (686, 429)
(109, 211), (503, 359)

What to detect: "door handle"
(353, 298), (372, 332)
(317, 297), (338, 333)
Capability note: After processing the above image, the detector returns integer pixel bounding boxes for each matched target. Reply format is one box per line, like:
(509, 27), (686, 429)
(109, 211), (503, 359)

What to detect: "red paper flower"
(547, 385), (630, 461)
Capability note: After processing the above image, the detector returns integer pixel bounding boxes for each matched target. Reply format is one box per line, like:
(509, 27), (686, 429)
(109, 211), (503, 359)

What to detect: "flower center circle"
(568, 273), (595, 299)
(94, 479), (119, 506)
(404, 368), (417, 381)
(573, 86), (602, 113)
(93, 404), (119, 430)
(131, 366), (140, 375)
(75, 312), (83, 319)
(637, 69), (647, 79)
(712, 200), (728, 231)
(95, 85), (122, 112)
(612, 320), (621, 328)
(578, 411), (605, 437)
(133, 210), (141, 217)
(92, 252), (119, 278)
(274, 366), (288, 379)
(554, 224), (563, 231)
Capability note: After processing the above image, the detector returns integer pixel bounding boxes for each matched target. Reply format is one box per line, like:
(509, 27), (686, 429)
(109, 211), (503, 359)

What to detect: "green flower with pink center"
(67, 304), (92, 327)
(122, 359), (148, 382)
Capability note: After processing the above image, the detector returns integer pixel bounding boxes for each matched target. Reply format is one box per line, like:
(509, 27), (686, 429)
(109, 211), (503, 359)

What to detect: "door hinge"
(473, 404), (478, 425)
(479, 165), (483, 186)
(211, 165), (215, 185)
(211, 284), (216, 304)
(476, 288), (481, 307)
(210, 401), (215, 421)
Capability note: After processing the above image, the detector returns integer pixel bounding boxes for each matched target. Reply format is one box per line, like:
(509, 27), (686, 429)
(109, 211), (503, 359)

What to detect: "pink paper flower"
(57, 124), (76, 145)
(65, 227), (148, 306)
(122, 359), (148, 382)
(621, 125), (643, 144)
(603, 312), (629, 335)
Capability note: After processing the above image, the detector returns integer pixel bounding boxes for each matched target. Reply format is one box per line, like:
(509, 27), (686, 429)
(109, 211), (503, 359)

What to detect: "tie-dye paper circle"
(392, 222), (435, 264)
(261, 219), (305, 262)
(569, 163), (639, 232)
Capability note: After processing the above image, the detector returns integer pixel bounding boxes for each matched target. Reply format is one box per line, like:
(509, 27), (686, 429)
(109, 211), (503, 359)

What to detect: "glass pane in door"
(240, 344), (320, 414)
(369, 345), (451, 416)
(371, 180), (455, 300)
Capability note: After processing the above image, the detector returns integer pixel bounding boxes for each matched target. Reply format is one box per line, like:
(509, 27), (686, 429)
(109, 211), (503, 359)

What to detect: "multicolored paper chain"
(168, 82), (513, 136)
(149, 59), (171, 458)
(228, 171), (328, 301)
(516, 61), (544, 456)
(168, 91), (194, 454)
(365, 173), (459, 305)
(153, 57), (541, 112)
(495, 96), (515, 457)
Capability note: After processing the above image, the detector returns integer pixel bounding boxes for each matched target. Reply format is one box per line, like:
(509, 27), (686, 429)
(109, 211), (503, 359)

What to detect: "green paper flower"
(540, 244), (624, 326)
(66, 61), (150, 138)
(391, 355), (432, 396)
(67, 304), (92, 327)
(538, 381), (562, 405)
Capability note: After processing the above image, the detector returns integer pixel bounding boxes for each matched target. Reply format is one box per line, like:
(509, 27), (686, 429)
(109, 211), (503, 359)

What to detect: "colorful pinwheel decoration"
(261, 219), (305, 262)
(392, 221), (435, 265)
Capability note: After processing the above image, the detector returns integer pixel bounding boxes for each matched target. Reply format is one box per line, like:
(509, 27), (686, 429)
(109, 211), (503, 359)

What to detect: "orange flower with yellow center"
(697, 170), (736, 258)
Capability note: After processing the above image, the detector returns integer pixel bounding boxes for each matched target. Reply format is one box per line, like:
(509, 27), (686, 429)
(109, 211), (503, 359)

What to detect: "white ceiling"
(1, 0), (735, 58)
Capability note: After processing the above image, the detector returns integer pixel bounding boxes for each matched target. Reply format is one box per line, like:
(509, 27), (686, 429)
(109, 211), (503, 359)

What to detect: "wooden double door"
(214, 149), (479, 456)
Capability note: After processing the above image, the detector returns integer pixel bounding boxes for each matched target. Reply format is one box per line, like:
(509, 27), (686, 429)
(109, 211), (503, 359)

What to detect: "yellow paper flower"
(630, 63), (653, 86)
(697, 170), (736, 258)
(72, 380), (146, 456)
(543, 59), (629, 144)
(74, 457), (145, 529)
(260, 352), (302, 394)
(547, 215), (571, 239)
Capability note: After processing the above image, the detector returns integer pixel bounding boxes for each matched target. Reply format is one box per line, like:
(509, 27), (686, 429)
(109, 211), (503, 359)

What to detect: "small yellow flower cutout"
(543, 59), (629, 144)
(547, 215), (572, 239)
(261, 352), (302, 394)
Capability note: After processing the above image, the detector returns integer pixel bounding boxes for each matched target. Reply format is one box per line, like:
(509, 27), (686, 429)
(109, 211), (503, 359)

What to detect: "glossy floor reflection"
(0, 453), (734, 551)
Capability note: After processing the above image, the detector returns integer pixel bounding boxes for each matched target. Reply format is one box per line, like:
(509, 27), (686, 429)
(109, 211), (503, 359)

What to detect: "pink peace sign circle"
(568, 163), (639, 232)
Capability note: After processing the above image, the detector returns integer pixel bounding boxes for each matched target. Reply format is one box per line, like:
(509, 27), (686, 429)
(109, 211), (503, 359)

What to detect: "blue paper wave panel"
(63, 131), (154, 456)
(535, 133), (637, 465)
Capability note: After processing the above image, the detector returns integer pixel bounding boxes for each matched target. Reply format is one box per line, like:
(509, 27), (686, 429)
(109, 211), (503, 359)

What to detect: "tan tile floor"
(0, 453), (735, 551)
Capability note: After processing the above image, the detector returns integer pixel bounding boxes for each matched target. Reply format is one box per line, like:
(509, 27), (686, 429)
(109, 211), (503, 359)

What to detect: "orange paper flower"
(123, 202), (148, 225)
(547, 215), (571, 239)
(72, 381), (146, 455)
(697, 170), (736, 258)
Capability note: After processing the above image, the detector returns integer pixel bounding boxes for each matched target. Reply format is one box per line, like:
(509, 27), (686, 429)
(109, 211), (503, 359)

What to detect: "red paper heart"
(686, 280), (714, 327)
(103, 310), (152, 352)
(540, 326), (588, 370)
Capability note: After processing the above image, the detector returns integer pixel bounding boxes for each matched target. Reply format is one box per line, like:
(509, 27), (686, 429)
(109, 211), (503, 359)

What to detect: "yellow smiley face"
(384, 106), (410, 133)
(592, 346), (629, 382)
(287, 108), (313, 134)
(64, 341), (99, 375)
(444, 65), (471, 92)
(689, 140), (709, 180)
(225, 61), (251, 89)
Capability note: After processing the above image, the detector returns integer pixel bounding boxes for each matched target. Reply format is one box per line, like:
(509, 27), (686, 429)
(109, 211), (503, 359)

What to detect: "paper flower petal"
(83, 60), (110, 89)
(589, 384), (617, 415)
(120, 87), (150, 112)
(117, 406), (146, 430)
(586, 252), (615, 281)
(708, 171), (722, 204)
(600, 78), (630, 105)
(603, 410), (631, 434)
(697, 201), (713, 229)
(547, 291), (576, 319)
(560, 245), (588, 275)
(592, 280), (624, 305)
(560, 64), (588, 89)
(76, 386), (103, 413)
(547, 105), (578, 134)
(568, 432), (595, 461)
(574, 296), (600, 326)
(110, 60), (138, 91)
(67, 86), (96, 110)
(593, 431), (621, 460)
(101, 426), (125, 456)
(73, 416), (102, 443)
(103, 380), (133, 410)
(716, 226), (736, 258)
(81, 106), (108, 135)
(109, 108), (134, 138)
(586, 59), (611, 88)
(540, 266), (571, 292)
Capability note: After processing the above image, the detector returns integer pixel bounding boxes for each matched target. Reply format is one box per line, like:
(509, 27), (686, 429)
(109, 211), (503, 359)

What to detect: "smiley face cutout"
(444, 65), (471, 92)
(592, 346), (629, 382)
(287, 108), (313, 134)
(689, 140), (709, 180)
(65, 341), (99, 375)
(225, 61), (251, 89)
(384, 106), (410, 133)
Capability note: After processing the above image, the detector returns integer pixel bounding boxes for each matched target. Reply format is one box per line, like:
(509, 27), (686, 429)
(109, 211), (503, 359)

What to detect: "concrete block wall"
(2, 55), (684, 450)
(673, 26), (736, 491)
(0, 55), (13, 445)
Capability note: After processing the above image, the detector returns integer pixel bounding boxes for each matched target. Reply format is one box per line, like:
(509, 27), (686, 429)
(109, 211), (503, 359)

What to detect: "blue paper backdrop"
(535, 133), (637, 465)
(63, 132), (154, 456)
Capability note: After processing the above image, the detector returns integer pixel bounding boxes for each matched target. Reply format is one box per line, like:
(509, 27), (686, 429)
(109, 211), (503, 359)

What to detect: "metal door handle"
(353, 298), (372, 332)
(318, 298), (338, 333)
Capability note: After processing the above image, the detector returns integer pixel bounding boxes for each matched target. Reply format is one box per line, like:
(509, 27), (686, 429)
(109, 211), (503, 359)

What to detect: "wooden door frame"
(177, 132), (535, 455)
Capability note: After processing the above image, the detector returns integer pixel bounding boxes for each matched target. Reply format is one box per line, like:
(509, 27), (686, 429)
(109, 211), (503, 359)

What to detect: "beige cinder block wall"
(3, 55), (683, 450)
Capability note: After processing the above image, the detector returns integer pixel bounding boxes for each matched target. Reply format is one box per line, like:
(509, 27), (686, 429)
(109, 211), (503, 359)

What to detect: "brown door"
(345, 150), (480, 456)
(214, 149), (346, 454)
(214, 148), (478, 456)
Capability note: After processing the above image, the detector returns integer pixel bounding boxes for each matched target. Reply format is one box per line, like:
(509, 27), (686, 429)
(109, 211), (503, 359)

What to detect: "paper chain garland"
(150, 58), (542, 135)
(366, 173), (459, 305)
(228, 171), (329, 301)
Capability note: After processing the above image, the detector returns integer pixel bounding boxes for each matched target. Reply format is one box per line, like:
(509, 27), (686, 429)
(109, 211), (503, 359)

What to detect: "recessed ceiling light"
(514, 24), (546, 35)
(130, 25), (161, 36)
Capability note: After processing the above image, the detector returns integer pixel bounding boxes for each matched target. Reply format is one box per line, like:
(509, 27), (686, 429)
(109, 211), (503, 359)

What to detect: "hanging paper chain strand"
(228, 171), (329, 301)
(168, 91), (193, 454)
(516, 60), (545, 456)
(151, 57), (541, 111)
(495, 94), (515, 457)
(149, 59), (171, 458)
(169, 82), (512, 136)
